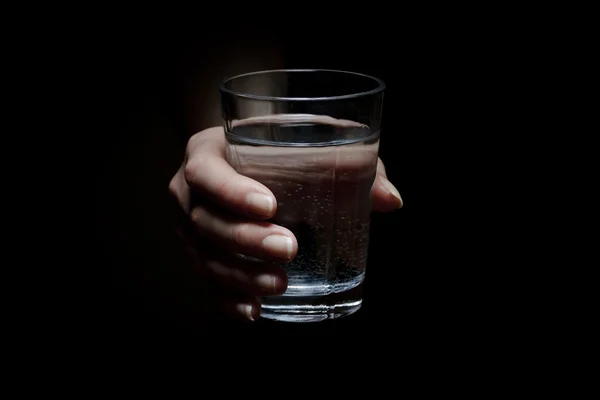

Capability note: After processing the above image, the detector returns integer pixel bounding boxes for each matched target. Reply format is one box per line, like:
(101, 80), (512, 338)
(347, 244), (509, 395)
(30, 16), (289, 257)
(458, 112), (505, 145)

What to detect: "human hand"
(168, 126), (403, 322)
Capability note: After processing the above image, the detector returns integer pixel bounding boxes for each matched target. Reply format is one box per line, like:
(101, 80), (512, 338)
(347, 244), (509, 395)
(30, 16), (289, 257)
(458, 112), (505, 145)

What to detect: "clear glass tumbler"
(220, 69), (385, 322)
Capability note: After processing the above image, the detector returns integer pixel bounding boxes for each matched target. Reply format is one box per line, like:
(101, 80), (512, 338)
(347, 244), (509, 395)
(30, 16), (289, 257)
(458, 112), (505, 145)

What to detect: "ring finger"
(204, 253), (288, 297)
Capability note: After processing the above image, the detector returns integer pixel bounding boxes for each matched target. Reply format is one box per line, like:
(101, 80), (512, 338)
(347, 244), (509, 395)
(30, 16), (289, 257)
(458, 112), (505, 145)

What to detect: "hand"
(168, 126), (403, 322)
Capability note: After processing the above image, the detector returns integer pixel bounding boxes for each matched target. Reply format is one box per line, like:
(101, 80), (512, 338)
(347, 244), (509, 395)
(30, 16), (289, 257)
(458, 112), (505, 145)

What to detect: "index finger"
(184, 127), (277, 220)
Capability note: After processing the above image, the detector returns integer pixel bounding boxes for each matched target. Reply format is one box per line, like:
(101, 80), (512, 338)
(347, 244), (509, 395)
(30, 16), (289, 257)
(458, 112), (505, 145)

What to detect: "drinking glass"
(220, 69), (385, 322)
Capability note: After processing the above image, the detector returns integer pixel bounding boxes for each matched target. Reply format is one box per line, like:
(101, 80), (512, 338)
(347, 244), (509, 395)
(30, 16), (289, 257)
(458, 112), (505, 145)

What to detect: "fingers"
(190, 200), (298, 262)
(371, 158), (404, 212)
(221, 296), (262, 323)
(202, 285), (262, 323)
(175, 127), (404, 219)
(197, 253), (287, 323)
(183, 127), (277, 220)
(204, 256), (288, 322)
(176, 216), (284, 323)
(205, 256), (288, 297)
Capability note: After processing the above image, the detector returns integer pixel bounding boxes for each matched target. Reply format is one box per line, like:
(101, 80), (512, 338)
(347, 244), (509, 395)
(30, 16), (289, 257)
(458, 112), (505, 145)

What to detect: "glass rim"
(219, 68), (386, 102)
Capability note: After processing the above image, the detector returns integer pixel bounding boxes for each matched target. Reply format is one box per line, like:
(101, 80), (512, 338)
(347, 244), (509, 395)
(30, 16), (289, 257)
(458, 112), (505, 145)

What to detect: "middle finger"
(190, 200), (298, 263)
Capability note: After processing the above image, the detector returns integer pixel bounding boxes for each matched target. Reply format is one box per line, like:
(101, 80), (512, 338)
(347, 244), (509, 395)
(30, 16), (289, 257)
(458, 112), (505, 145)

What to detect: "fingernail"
(246, 193), (274, 217)
(381, 177), (403, 208)
(255, 273), (279, 294)
(262, 235), (293, 260)
(236, 303), (255, 321)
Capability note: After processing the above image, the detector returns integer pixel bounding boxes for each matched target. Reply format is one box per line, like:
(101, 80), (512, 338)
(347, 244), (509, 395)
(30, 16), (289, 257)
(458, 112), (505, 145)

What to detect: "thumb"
(371, 158), (403, 212)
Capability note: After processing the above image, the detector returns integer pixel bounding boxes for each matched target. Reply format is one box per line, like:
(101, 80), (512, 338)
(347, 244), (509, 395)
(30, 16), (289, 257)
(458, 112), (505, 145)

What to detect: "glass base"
(260, 284), (363, 323)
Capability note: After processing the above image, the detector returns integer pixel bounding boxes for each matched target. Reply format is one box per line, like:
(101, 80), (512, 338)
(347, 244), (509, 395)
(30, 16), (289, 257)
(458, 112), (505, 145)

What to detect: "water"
(225, 115), (380, 322)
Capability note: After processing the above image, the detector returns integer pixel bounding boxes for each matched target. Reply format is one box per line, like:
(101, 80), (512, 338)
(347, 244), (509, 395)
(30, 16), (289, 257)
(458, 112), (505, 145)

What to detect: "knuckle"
(231, 268), (249, 284)
(183, 156), (208, 185)
(215, 177), (230, 201)
(215, 174), (243, 205)
(183, 161), (197, 185)
(168, 170), (192, 213)
(168, 170), (182, 198)
(189, 206), (206, 226)
(185, 132), (205, 156)
(168, 178), (177, 197)
(231, 223), (251, 247)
